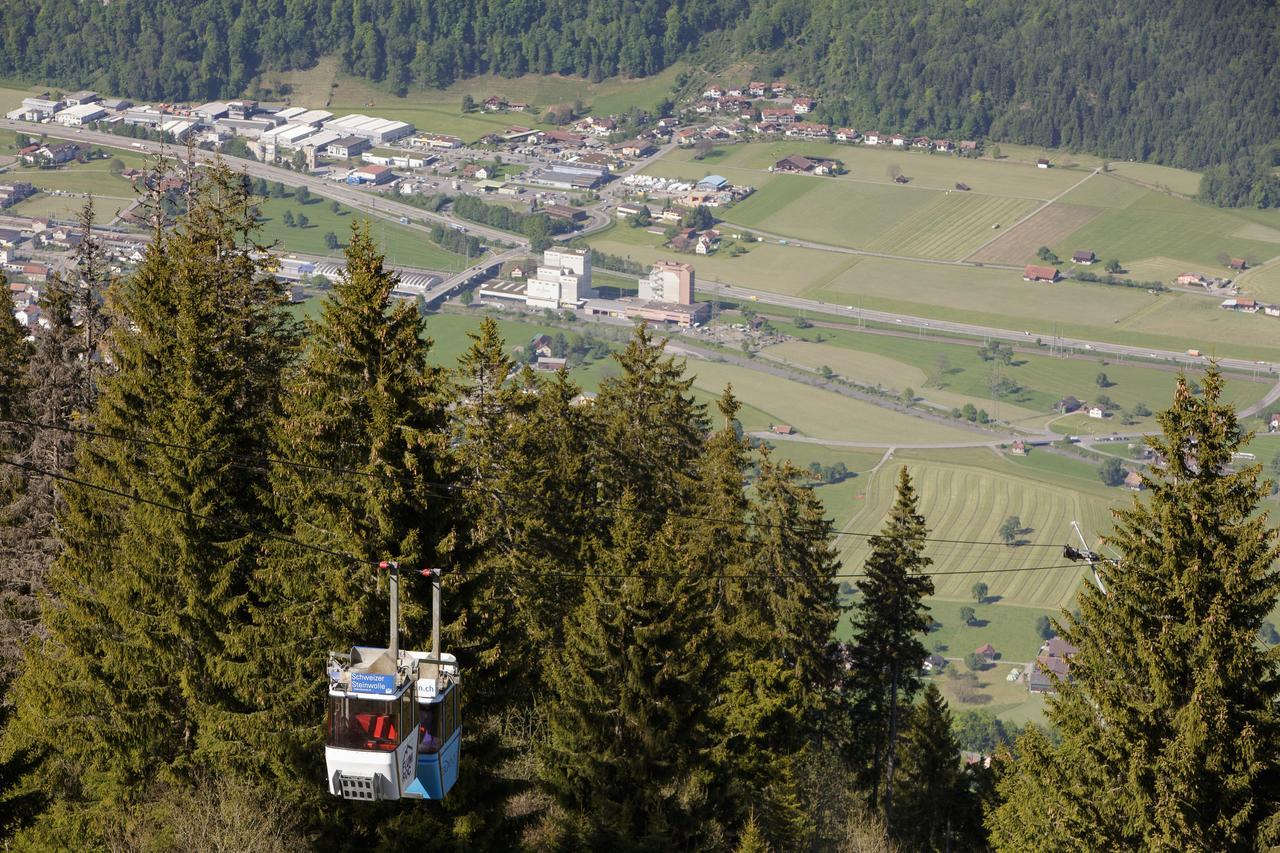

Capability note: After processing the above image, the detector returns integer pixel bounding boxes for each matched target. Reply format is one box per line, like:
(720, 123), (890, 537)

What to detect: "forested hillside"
(0, 0), (1276, 168)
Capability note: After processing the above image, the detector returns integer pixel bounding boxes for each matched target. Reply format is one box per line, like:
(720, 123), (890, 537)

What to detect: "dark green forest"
(0, 0), (1276, 169)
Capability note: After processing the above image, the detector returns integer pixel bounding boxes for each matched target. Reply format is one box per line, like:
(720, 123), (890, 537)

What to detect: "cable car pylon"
(1062, 520), (1111, 595)
(325, 561), (461, 801)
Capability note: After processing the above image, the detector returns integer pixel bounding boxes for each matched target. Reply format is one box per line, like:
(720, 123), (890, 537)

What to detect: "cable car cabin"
(325, 646), (460, 801)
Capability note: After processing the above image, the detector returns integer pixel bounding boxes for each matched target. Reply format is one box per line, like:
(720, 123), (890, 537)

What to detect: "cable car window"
(401, 690), (417, 738)
(328, 695), (401, 751)
(441, 690), (456, 742)
(419, 701), (442, 754)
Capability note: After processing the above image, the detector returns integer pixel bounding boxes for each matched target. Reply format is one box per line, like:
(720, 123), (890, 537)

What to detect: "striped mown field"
(864, 192), (1036, 260)
(834, 452), (1116, 609)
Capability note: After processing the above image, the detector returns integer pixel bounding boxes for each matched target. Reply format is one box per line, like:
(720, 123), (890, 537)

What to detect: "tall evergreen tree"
(539, 494), (717, 850)
(2, 163), (295, 845)
(847, 467), (935, 831)
(232, 220), (460, 840)
(989, 370), (1280, 851)
(892, 683), (975, 852)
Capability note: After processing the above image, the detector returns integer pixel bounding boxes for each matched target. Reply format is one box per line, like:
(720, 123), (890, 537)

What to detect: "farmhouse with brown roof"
(1023, 264), (1060, 283)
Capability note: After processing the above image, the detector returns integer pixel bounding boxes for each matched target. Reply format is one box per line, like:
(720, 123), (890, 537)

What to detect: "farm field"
(678, 357), (981, 445)
(863, 192), (1036, 260)
(255, 195), (468, 271)
(1238, 261), (1280, 304)
(655, 142), (1087, 198)
(271, 58), (683, 142)
(967, 204), (1103, 265)
(759, 339), (1047, 424)
(1107, 161), (1203, 196)
(726, 177), (938, 249)
(774, 323), (1271, 422)
(587, 222), (853, 295)
(11, 192), (132, 222)
(1051, 186), (1280, 271)
(797, 255), (1280, 361)
(921, 597), (1058, 664)
(833, 448), (1128, 609)
(989, 144), (1105, 171)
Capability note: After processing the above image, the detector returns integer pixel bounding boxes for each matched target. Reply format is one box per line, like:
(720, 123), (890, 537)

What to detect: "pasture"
(678, 357), (981, 445)
(11, 192), (132, 222)
(272, 59), (684, 141)
(770, 324), (1269, 423)
(1051, 187), (1280, 270)
(255, 195), (467, 271)
(833, 449), (1111, 609)
(587, 222), (853, 295)
(863, 192), (1036, 260)
(967, 203), (1103, 265)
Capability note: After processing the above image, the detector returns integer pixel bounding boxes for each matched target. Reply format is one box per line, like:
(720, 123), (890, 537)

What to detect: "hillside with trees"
(0, 0), (1276, 170)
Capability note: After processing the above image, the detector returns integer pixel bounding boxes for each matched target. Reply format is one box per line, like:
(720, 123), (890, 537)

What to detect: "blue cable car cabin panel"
(408, 682), (461, 799)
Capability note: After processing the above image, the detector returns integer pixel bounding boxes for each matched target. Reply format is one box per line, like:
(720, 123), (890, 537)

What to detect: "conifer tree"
(233, 221), (452, 827)
(539, 494), (717, 851)
(892, 683), (973, 852)
(3, 163), (296, 844)
(990, 369), (1280, 851)
(592, 324), (707, 524)
(847, 467), (934, 830)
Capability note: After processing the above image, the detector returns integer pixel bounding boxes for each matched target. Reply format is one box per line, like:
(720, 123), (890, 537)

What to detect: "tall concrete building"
(525, 247), (592, 309)
(639, 260), (695, 305)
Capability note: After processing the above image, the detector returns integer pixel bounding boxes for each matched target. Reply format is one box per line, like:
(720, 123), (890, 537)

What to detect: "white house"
(1087, 406), (1104, 419)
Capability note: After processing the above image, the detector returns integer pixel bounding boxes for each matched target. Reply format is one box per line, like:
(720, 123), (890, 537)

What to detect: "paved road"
(701, 279), (1274, 374)
(0, 119), (529, 248)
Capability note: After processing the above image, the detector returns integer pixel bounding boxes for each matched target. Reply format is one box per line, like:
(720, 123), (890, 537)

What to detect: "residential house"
(834, 127), (860, 142)
(1072, 250), (1096, 264)
(959, 140), (979, 152)
(693, 101), (715, 115)
(1269, 413), (1280, 433)
(1023, 264), (1060, 283)
(748, 82), (767, 97)
(773, 154), (841, 175)
(462, 163), (489, 180)
(934, 138), (954, 152)
(889, 134), (907, 147)
(726, 86), (744, 98)
(1057, 395), (1082, 413)
(1124, 470), (1144, 490)
(1221, 297), (1259, 312)
(975, 643), (998, 661)
(1088, 406), (1105, 419)
(1037, 158), (1051, 168)
(785, 121), (831, 140)
(923, 654), (947, 673)
(530, 334), (553, 358)
(1176, 272), (1206, 286)
(20, 263), (48, 283)
(1230, 258), (1248, 271)
(771, 80), (789, 96)
(761, 107), (794, 125)
(791, 96), (814, 114)
(770, 424), (795, 435)
(703, 85), (724, 100)
(36, 142), (81, 165)
(482, 96), (507, 111)
(864, 131), (882, 145)
(1009, 440), (1028, 456)
(508, 102), (529, 112)
(617, 139), (656, 158)
(912, 136), (931, 149)
(1027, 637), (1078, 694)
(675, 127), (701, 146)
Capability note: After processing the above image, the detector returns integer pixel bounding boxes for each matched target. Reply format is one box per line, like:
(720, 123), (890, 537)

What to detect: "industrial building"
(53, 103), (107, 126)
(640, 260), (695, 305)
(525, 248), (592, 309)
(347, 164), (395, 185)
(323, 114), (415, 145)
(325, 136), (371, 159)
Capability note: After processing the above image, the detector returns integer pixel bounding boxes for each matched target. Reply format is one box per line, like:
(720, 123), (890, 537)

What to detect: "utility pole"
(381, 560), (400, 661)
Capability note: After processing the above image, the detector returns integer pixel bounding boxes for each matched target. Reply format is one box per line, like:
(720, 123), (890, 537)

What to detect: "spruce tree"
(847, 467), (935, 830)
(892, 683), (974, 852)
(233, 221), (454, 834)
(3, 164), (296, 844)
(989, 370), (1280, 851)
(539, 494), (717, 851)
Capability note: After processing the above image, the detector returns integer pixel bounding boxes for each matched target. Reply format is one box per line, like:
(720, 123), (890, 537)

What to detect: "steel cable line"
(1, 416), (1067, 550)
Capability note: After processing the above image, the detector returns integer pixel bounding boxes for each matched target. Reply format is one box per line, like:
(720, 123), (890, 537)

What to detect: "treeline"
(452, 194), (568, 250)
(0, 0), (745, 99)
(1198, 150), (1280, 209)
(737, 0), (1278, 170)
(0, 175), (1278, 850)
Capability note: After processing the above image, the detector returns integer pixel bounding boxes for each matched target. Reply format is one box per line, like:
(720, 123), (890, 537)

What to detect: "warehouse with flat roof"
(323, 113), (415, 145)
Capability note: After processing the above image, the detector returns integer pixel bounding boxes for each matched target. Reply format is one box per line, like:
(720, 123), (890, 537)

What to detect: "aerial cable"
(1, 416), (1067, 551)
